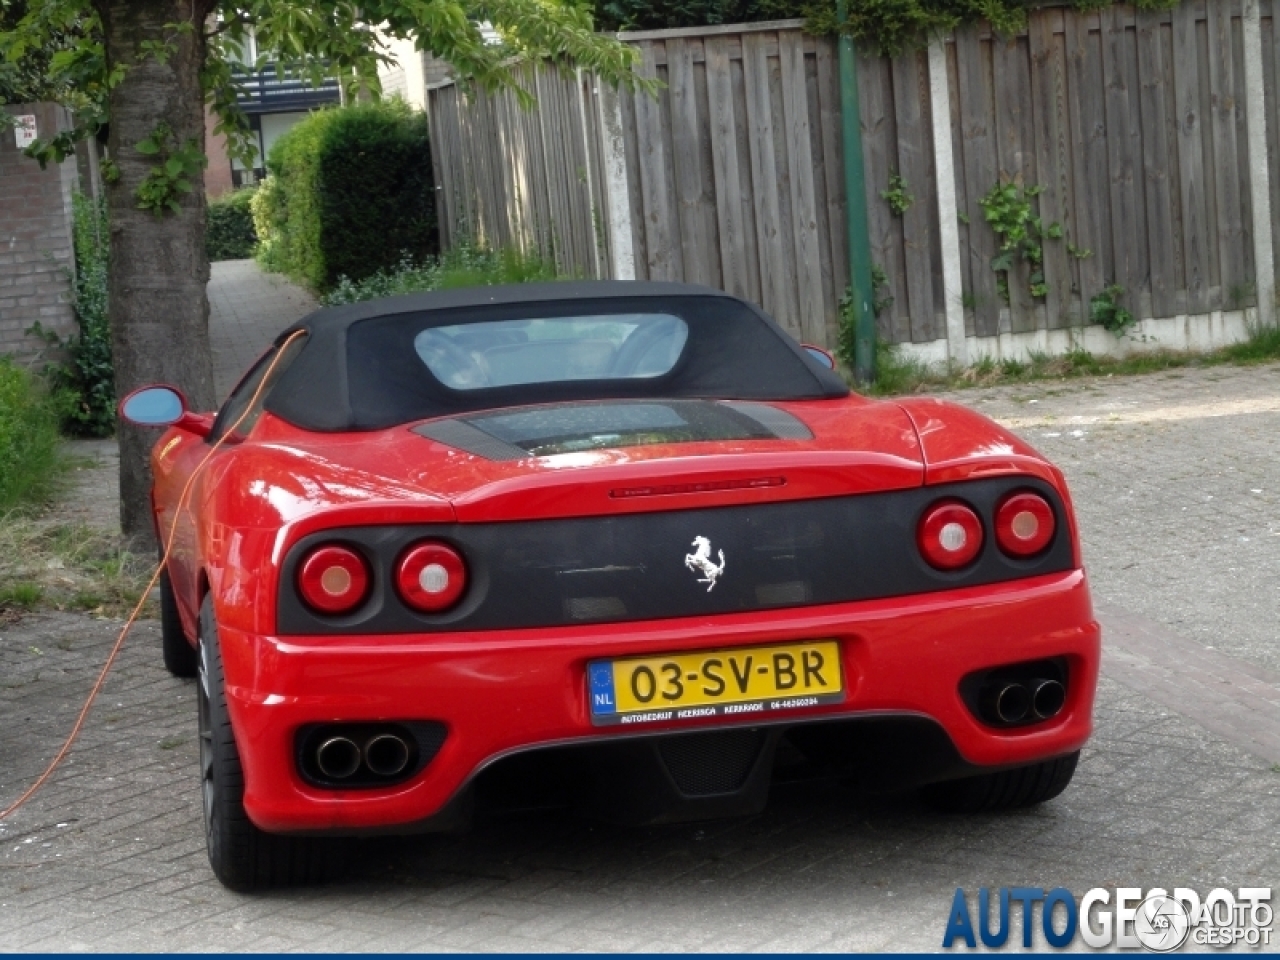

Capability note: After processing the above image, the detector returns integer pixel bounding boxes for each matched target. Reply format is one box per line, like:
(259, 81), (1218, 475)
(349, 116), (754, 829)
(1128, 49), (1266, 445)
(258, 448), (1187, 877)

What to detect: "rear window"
(413, 314), (688, 390)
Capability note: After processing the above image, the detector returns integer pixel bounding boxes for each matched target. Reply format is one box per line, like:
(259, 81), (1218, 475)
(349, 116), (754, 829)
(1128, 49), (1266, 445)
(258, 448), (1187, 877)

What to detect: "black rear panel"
(276, 477), (1074, 636)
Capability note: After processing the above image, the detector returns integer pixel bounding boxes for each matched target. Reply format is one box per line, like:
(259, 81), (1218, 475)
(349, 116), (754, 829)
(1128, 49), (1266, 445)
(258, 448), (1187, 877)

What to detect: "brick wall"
(203, 105), (235, 199)
(0, 103), (78, 360)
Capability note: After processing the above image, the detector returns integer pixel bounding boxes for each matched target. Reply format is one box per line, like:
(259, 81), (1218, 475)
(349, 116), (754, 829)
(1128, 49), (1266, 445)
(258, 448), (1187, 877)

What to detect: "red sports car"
(121, 282), (1099, 890)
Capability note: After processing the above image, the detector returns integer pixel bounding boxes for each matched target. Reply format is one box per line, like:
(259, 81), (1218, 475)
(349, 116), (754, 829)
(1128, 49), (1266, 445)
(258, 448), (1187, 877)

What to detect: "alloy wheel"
(197, 640), (216, 847)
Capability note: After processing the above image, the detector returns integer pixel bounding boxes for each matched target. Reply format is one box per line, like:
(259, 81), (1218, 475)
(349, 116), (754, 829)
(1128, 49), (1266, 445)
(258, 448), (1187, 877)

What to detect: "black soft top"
(263, 280), (849, 432)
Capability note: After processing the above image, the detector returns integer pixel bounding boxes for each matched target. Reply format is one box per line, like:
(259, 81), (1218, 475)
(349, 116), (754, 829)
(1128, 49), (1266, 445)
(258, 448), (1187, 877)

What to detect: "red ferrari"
(121, 282), (1099, 890)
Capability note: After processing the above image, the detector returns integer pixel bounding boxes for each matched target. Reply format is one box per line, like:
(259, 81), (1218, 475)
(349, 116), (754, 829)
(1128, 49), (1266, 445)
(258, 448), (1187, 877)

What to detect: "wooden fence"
(939, 0), (1254, 338)
(427, 2), (1280, 355)
(428, 64), (614, 281)
(428, 21), (847, 346)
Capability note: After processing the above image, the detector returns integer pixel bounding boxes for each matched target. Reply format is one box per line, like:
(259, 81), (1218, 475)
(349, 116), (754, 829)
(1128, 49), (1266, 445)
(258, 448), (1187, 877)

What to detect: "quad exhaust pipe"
(316, 736), (362, 780)
(979, 677), (1067, 726)
(364, 733), (411, 777)
(992, 683), (1031, 724)
(1030, 678), (1065, 719)
(312, 731), (413, 781)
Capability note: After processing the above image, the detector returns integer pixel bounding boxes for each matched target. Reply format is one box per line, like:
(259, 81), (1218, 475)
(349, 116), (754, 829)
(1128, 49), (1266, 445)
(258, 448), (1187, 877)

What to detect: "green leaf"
(135, 137), (160, 155)
(164, 156), (184, 176)
(990, 251), (1014, 273)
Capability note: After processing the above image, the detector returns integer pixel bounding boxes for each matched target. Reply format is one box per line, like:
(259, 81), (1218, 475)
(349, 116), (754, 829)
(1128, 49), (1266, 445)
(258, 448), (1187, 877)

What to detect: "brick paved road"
(1, 264), (1278, 949)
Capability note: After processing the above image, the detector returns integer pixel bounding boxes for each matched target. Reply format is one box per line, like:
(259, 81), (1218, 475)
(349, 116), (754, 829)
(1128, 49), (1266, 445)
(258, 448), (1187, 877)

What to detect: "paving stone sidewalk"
(0, 263), (1278, 950)
(208, 259), (317, 399)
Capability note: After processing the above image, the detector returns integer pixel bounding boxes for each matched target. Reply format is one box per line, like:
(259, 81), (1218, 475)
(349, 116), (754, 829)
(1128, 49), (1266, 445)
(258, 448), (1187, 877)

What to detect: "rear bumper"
(220, 570), (1099, 834)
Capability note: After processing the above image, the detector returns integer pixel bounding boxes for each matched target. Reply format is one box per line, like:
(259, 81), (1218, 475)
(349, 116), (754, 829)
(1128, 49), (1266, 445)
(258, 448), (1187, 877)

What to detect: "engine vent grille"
(656, 729), (766, 796)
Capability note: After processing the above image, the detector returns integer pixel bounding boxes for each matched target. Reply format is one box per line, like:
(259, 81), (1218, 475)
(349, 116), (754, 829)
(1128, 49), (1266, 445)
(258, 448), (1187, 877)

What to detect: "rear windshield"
(414, 314), (688, 390)
(263, 291), (850, 432)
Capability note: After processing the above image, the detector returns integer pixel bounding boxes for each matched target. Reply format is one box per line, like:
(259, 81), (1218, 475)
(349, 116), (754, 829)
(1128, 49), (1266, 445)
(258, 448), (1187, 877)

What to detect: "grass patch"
(0, 358), (67, 511)
(0, 582), (43, 607)
(321, 243), (561, 307)
(0, 511), (154, 619)
(862, 323), (1280, 395)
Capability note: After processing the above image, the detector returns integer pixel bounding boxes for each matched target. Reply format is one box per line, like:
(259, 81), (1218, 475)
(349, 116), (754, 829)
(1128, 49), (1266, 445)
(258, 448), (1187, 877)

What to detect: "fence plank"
(694, 48), (725, 288)
(730, 45), (765, 305)
(767, 35), (803, 330)
(944, 37), (973, 337)
(1103, 6), (1145, 306)
(955, 26), (1001, 336)
(1208, 0), (1246, 304)
(667, 38), (708, 284)
(993, 33), (1038, 333)
(1232, 3), (1257, 296)
(1065, 12), (1110, 318)
(780, 31), (826, 343)
(1137, 8), (1179, 317)
(705, 37), (749, 298)
(815, 38), (848, 348)
(426, 90), (450, 246)
(1266, 0), (1280, 289)
(743, 31), (790, 331)
(633, 44), (676, 279)
(1030, 9), (1075, 328)
(533, 70), (560, 267)
(859, 52), (909, 343)
(891, 49), (939, 342)
(1172, 1), (1210, 312)
(1159, 14), (1187, 308)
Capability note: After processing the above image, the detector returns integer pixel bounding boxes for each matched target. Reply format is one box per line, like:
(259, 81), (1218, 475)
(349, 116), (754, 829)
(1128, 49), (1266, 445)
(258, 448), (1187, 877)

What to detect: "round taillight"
(917, 500), (984, 570)
(297, 545), (370, 614)
(995, 491), (1056, 557)
(396, 541), (468, 613)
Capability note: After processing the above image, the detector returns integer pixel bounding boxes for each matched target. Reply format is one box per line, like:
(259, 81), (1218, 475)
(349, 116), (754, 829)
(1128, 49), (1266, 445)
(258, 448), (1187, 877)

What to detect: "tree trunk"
(97, 0), (217, 549)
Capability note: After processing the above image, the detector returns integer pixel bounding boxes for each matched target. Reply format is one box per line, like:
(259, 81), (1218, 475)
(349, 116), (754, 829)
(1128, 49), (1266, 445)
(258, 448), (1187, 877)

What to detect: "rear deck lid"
(406, 397), (925, 521)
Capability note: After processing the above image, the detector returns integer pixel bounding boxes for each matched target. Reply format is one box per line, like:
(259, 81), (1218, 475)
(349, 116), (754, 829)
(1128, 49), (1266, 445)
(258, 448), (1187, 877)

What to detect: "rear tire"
(198, 596), (346, 890)
(920, 752), (1079, 814)
(160, 569), (197, 678)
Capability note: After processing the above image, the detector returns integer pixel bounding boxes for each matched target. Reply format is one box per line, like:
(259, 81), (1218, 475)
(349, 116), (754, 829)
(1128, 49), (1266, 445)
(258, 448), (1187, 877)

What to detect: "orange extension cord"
(0, 330), (307, 824)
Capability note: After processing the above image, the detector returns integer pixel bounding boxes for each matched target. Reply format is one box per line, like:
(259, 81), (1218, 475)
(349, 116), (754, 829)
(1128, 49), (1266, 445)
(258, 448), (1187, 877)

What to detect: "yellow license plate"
(587, 640), (843, 726)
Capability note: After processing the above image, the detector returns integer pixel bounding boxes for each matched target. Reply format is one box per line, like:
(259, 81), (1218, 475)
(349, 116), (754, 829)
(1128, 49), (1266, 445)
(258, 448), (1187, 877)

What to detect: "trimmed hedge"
(253, 100), (437, 292)
(206, 187), (258, 261)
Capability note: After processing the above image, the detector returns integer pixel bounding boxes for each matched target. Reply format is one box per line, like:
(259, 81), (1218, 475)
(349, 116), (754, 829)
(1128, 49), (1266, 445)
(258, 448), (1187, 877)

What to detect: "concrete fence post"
(928, 36), (968, 368)
(595, 82), (636, 282)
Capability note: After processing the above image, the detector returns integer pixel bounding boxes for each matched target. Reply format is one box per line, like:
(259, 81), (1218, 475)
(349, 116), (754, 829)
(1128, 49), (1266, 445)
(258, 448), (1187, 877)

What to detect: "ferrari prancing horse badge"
(684, 536), (726, 592)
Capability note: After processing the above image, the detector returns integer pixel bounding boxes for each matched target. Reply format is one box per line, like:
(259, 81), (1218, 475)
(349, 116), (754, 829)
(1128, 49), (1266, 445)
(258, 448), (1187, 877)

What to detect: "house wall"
(204, 105), (236, 198)
(0, 103), (79, 360)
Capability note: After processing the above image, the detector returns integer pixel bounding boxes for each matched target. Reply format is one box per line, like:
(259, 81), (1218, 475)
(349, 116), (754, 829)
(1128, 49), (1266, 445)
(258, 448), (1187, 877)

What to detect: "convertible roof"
(263, 280), (849, 432)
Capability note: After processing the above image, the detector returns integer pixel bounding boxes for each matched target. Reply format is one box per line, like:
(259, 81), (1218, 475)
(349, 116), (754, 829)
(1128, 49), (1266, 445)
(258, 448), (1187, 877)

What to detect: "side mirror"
(803, 344), (836, 370)
(118, 385), (213, 438)
(120, 385), (187, 426)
